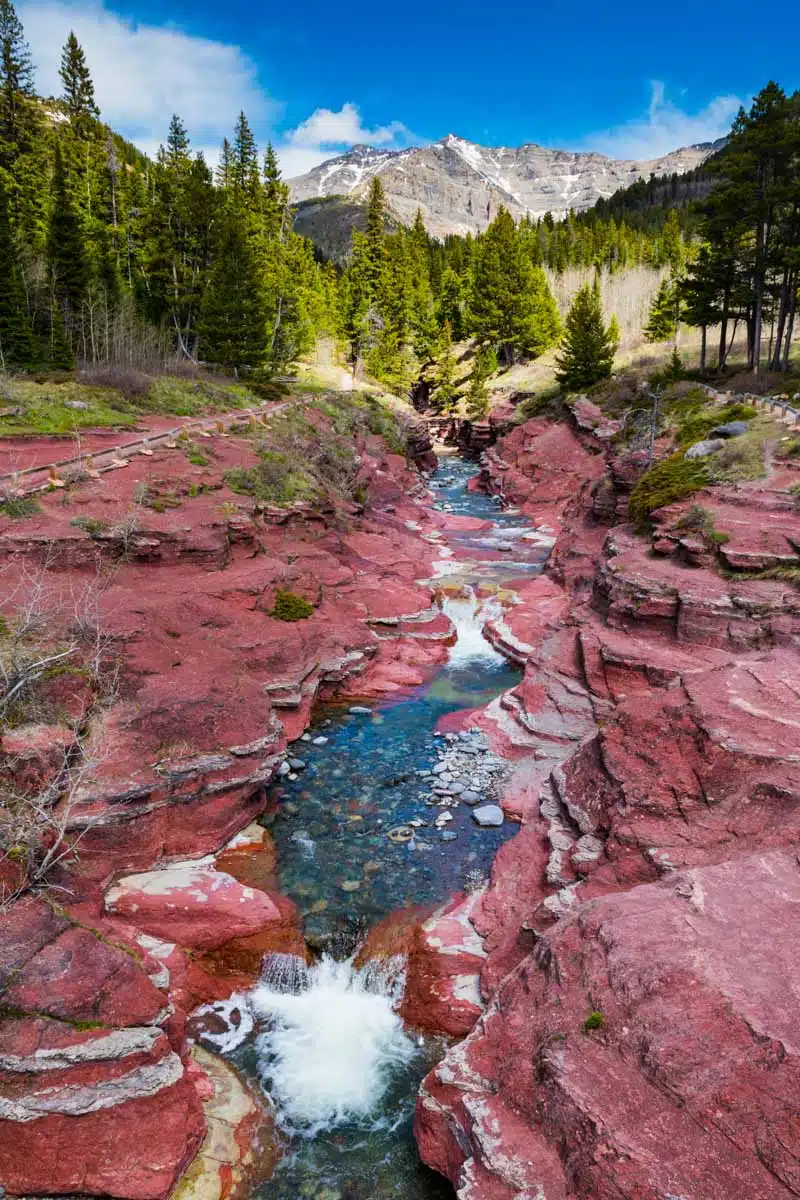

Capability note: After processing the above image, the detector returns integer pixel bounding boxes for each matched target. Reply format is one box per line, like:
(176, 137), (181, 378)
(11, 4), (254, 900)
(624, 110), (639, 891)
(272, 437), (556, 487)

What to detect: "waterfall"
(440, 589), (505, 668)
(250, 954), (414, 1134)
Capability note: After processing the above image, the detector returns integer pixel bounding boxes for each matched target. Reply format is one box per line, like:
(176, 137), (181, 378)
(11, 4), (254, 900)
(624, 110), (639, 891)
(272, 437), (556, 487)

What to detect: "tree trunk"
(771, 278), (788, 371)
(781, 280), (797, 372)
(718, 283), (730, 370)
(699, 324), (707, 373)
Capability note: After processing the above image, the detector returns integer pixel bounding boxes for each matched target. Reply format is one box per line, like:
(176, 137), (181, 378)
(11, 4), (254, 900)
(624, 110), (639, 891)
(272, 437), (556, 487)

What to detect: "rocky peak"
(288, 134), (717, 238)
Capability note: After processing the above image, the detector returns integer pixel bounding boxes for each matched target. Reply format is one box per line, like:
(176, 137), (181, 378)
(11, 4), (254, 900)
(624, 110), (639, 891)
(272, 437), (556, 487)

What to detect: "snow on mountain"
(288, 134), (717, 238)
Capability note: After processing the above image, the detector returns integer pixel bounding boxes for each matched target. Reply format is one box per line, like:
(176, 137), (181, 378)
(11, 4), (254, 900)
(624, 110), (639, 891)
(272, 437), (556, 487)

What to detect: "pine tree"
(555, 278), (616, 391)
(437, 267), (466, 340)
(231, 111), (259, 204)
(680, 247), (721, 372)
(0, 0), (36, 167)
(470, 208), (560, 364)
(430, 320), (460, 413)
(59, 32), (99, 129)
(465, 345), (496, 420)
(216, 138), (233, 190)
(0, 0), (39, 182)
(163, 113), (190, 167)
(48, 141), (89, 329)
(263, 142), (290, 239)
(364, 175), (387, 299)
(0, 176), (37, 368)
(644, 278), (679, 342)
(198, 202), (267, 370)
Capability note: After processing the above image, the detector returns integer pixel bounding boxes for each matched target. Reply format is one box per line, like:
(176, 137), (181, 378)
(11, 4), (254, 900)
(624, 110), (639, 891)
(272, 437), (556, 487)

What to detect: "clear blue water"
(232, 456), (545, 1200)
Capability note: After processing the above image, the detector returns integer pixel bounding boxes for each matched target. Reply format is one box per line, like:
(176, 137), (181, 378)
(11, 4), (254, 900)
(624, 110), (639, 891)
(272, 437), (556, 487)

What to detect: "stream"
(209, 454), (550, 1199)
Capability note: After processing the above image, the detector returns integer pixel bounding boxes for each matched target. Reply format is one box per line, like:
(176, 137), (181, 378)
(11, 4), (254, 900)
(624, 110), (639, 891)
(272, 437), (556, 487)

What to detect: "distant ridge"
(288, 134), (721, 238)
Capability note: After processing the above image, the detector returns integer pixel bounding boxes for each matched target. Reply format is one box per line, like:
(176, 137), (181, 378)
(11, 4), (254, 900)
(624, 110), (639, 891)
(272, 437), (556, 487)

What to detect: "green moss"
(0, 495), (41, 519)
(141, 376), (258, 417)
(628, 452), (709, 530)
(0, 380), (135, 435)
(583, 1010), (605, 1032)
(270, 589), (314, 621)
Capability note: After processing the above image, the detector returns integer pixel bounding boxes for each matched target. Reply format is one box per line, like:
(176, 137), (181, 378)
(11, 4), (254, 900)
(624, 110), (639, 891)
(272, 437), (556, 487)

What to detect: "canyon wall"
(414, 399), (800, 1200)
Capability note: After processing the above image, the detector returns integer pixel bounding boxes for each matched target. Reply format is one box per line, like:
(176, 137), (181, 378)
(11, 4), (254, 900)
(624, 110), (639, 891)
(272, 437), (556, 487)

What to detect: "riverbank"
(414, 394), (800, 1200)
(0, 396), (465, 1197)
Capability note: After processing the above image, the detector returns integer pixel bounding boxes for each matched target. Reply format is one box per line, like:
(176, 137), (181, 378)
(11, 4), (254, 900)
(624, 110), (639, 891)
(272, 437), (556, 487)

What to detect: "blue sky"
(18, 0), (800, 176)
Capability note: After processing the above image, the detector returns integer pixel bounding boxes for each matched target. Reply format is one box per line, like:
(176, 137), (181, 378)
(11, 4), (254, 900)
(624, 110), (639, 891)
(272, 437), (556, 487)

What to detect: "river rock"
(460, 789), (481, 805)
(348, 705), (372, 714)
(471, 804), (504, 827)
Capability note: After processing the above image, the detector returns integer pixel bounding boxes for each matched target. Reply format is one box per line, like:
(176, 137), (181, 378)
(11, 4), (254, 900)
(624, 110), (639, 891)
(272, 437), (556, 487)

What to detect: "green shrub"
(676, 402), (756, 448)
(70, 515), (108, 534)
(706, 425), (768, 483)
(270, 589), (314, 621)
(628, 453), (709, 529)
(0, 495), (40, 519)
(583, 1010), (605, 1032)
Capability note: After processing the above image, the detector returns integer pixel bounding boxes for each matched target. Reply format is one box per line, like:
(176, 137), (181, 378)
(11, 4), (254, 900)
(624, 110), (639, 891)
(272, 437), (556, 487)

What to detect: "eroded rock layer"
(413, 399), (800, 1199)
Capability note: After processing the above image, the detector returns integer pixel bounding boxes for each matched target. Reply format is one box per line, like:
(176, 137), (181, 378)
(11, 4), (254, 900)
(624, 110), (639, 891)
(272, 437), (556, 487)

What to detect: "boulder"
(710, 419), (749, 437)
(685, 437), (726, 458)
(105, 865), (285, 951)
(402, 891), (487, 1036)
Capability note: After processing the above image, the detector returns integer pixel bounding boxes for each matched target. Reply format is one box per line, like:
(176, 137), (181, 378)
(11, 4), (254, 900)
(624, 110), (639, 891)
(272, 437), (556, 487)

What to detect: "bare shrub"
(1, 561), (118, 907)
(79, 362), (153, 398)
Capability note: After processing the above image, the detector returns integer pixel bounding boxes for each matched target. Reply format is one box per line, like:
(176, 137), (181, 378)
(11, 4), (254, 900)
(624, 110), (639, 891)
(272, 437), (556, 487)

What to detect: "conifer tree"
(465, 345), (496, 420)
(437, 267), (466, 340)
(607, 313), (620, 355)
(197, 202), (267, 370)
(430, 320), (460, 413)
(48, 141), (88, 328)
(263, 142), (290, 239)
(364, 175), (387, 299)
(231, 111), (260, 204)
(644, 278), (679, 342)
(555, 278), (616, 391)
(216, 138), (233, 190)
(163, 113), (190, 167)
(59, 32), (99, 129)
(470, 208), (560, 364)
(0, 0), (36, 167)
(0, 176), (37, 368)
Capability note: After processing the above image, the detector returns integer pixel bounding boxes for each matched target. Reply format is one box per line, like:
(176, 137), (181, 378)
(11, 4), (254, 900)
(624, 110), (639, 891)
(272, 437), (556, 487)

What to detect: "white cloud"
(20, 0), (276, 157)
(585, 81), (744, 160)
(277, 102), (417, 178)
(20, 3), (417, 178)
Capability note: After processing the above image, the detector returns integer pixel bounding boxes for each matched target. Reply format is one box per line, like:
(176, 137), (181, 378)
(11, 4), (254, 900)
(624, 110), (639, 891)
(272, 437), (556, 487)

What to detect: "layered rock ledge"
(413, 399), (800, 1199)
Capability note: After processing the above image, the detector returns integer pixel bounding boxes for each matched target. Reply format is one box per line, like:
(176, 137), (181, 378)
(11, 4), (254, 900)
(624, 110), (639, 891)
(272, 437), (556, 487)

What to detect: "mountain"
(288, 134), (722, 238)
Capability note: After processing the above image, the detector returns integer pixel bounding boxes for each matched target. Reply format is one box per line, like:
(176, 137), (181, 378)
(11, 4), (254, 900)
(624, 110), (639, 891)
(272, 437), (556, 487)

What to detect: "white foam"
(441, 590), (506, 667)
(250, 955), (414, 1133)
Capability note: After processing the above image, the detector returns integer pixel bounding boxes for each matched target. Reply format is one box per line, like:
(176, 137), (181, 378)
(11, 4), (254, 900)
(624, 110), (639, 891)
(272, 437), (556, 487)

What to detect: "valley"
(1, 5), (800, 1197)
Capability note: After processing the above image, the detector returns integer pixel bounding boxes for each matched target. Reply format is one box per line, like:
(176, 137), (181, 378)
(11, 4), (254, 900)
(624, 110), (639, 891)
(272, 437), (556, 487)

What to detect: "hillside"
(288, 133), (721, 237)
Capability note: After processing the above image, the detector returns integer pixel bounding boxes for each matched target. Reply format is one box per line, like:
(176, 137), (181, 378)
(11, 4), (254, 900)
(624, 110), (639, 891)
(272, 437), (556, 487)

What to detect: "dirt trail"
(0, 400), (292, 496)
